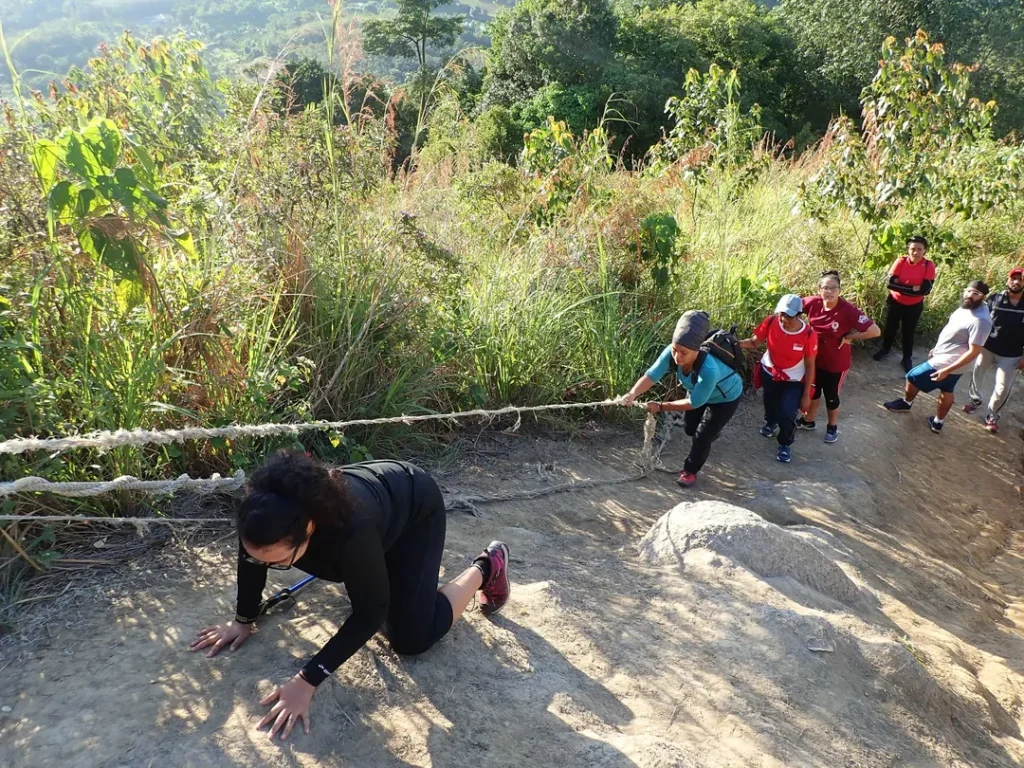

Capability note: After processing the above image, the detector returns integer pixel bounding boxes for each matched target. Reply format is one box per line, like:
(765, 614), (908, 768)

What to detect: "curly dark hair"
(236, 450), (351, 548)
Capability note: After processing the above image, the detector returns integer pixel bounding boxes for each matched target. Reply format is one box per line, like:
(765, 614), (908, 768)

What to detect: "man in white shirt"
(883, 280), (992, 433)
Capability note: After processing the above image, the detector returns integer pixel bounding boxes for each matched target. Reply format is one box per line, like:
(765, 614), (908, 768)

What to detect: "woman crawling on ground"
(189, 450), (510, 740)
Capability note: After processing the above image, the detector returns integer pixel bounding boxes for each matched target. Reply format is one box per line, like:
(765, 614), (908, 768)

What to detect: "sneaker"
(873, 348), (891, 362)
(777, 445), (792, 463)
(884, 398), (912, 412)
(677, 470), (697, 488)
(984, 416), (999, 433)
(824, 425), (838, 443)
(901, 357), (913, 373)
(796, 417), (816, 431)
(962, 399), (982, 414)
(476, 541), (510, 616)
(760, 422), (779, 438)
(928, 416), (943, 434)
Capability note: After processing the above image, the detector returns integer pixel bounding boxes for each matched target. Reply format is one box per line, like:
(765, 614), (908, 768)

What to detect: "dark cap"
(907, 235), (928, 249)
(968, 280), (990, 296)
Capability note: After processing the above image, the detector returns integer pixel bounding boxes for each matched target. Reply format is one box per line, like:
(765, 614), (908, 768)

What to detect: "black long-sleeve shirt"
(984, 291), (1024, 358)
(235, 460), (435, 686)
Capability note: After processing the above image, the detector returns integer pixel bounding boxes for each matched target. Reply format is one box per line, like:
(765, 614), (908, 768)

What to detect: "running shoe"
(984, 416), (999, 433)
(824, 425), (838, 443)
(760, 422), (779, 438)
(677, 470), (697, 488)
(884, 398), (912, 412)
(476, 541), (510, 617)
(796, 417), (816, 431)
(928, 416), (943, 434)
(962, 399), (982, 414)
(873, 348), (891, 362)
(777, 445), (792, 463)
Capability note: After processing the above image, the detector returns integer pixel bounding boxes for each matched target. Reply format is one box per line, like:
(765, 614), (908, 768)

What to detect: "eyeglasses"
(243, 543), (300, 570)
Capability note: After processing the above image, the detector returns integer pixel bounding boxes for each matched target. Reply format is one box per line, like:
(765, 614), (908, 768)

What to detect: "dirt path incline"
(2, 354), (1023, 767)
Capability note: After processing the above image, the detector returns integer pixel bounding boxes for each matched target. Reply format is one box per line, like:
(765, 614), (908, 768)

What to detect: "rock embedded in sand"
(638, 501), (861, 605)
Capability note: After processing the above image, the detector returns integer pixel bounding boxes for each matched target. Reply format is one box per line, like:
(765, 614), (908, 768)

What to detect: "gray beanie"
(672, 310), (710, 350)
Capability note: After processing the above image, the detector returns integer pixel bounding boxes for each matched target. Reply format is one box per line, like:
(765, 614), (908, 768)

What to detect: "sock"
(472, 556), (491, 585)
(933, 416), (944, 424)
(902, 398), (913, 407)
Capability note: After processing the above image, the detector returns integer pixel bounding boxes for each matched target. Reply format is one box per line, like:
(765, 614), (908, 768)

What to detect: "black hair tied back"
(236, 450), (350, 548)
(820, 270), (841, 284)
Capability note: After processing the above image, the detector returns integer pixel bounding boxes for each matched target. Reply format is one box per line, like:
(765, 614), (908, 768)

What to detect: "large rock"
(638, 500), (861, 605)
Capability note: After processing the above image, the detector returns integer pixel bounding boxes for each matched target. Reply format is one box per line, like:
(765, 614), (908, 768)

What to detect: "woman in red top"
(739, 295), (818, 463)
(797, 271), (880, 443)
(873, 235), (936, 371)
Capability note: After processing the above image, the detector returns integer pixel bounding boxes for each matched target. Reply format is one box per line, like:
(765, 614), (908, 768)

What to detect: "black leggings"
(880, 296), (924, 358)
(383, 475), (454, 656)
(682, 398), (740, 474)
(812, 368), (847, 411)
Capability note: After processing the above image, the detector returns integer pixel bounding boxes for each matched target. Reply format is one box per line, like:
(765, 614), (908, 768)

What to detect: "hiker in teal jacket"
(620, 310), (743, 488)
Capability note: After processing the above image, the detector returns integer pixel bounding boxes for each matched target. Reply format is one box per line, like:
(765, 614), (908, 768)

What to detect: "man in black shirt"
(964, 267), (1024, 432)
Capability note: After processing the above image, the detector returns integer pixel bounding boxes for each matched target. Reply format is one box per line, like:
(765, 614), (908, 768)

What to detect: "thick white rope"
(0, 410), (672, 522)
(0, 399), (637, 456)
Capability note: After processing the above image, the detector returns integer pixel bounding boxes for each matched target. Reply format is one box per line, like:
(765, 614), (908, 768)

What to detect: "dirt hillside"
(2, 350), (1023, 767)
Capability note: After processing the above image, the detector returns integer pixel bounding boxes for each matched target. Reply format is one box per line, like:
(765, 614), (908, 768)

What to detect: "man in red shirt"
(739, 294), (818, 463)
(873, 235), (936, 372)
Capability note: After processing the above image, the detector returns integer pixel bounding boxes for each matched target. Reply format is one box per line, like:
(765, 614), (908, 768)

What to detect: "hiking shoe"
(776, 445), (792, 463)
(873, 348), (891, 362)
(796, 417), (816, 431)
(759, 422), (779, 438)
(476, 541), (510, 617)
(824, 425), (838, 443)
(901, 357), (913, 373)
(884, 398), (912, 412)
(677, 470), (697, 488)
(984, 416), (999, 433)
(962, 399), (982, 414)
(928, 416), (943, 434)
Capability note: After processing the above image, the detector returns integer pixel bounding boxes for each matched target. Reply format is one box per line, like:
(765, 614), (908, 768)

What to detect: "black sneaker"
(873, 348), (891, 362)
(884, 398), (912, 412)
(796, 417), (816, 431)
(824, 425), (838, 443)
(901, 357), (913, 373)
(759, 422), (778, 438)
(928, 416), (943, 434)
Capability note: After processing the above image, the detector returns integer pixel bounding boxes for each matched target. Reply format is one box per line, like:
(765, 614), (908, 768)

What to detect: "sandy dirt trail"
(1, 350), (1023, 767)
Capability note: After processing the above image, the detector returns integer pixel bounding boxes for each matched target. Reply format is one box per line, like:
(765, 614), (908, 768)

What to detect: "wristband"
(234, 613), (257, 625)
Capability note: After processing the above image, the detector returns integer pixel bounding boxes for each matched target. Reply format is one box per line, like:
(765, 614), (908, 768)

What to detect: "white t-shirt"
(929, 305), (992, 373)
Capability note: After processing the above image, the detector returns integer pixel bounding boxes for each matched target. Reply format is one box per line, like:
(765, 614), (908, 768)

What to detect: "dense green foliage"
(1, 5), (1023, 614)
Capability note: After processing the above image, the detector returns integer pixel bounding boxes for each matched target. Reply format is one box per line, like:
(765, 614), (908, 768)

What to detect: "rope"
(0, 399), (638, 456)
(0, 471), (246, 498)
(0, 411), (674, 523)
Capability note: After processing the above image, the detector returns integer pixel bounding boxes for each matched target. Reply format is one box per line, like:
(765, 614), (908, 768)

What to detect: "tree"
(362, 0), (464, 150)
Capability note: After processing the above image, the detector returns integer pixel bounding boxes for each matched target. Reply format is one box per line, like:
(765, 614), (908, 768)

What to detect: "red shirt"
(802, 296), (875, 373)
(888, 256), (936, 305)
(753, 315), (819, 381)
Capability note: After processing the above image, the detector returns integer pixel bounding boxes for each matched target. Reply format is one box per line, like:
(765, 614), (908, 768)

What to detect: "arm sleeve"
(300, 525), (391, 686)
(887, 274), (919, 296)
(235, 542), (268, 623)
(851, 305), (874, 333)
(919, 279), (934, 296)
(643, 346), (674, 383)
(806, 329), (819, 358)
(687, 360), (719, 408)
(968, 319), (992, 347)
(753, 316), (772, 342)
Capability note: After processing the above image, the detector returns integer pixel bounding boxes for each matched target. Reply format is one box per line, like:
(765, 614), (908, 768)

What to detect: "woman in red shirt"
(797, 271), (880, 443)
(739, 295), (818, 463)
(873, 235), (936, 371)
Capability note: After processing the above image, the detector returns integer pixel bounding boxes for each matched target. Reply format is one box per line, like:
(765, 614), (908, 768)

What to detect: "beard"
(961, 295), (984, 309)
(1009, 284), (1024, 295)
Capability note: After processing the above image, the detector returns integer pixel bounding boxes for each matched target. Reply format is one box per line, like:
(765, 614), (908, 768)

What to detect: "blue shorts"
(906, 362), (961, 394)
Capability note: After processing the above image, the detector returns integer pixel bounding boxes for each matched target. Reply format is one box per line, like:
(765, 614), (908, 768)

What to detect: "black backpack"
(696, 325), (746, 377)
